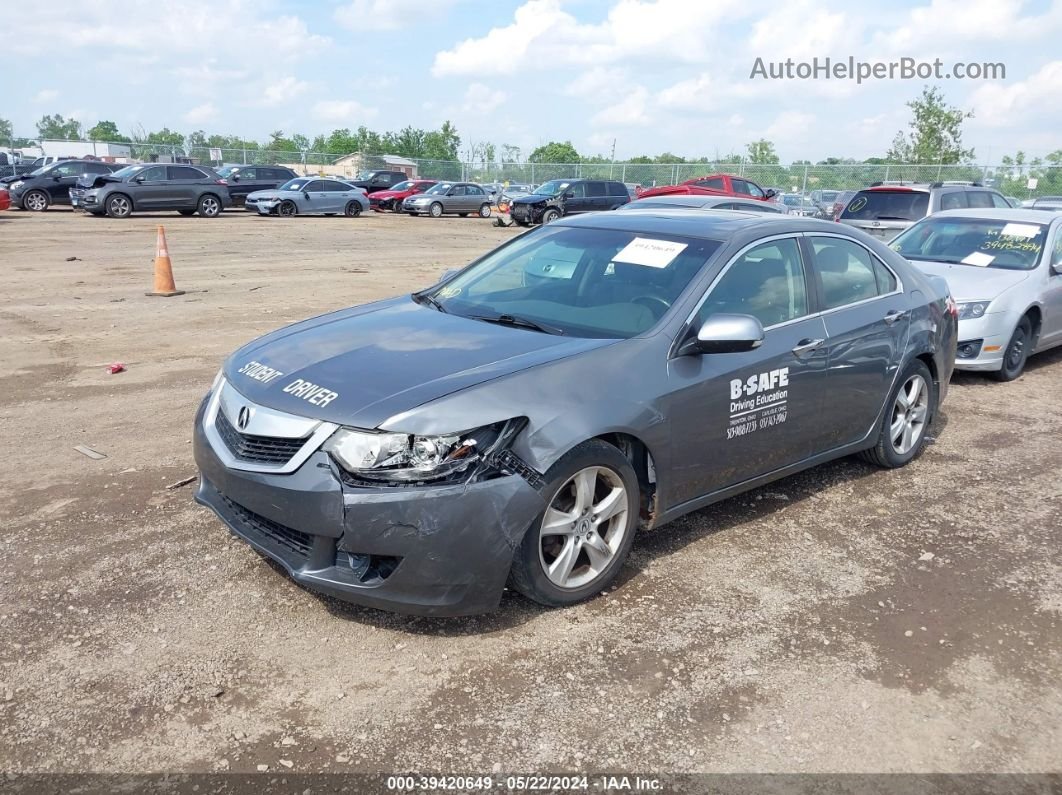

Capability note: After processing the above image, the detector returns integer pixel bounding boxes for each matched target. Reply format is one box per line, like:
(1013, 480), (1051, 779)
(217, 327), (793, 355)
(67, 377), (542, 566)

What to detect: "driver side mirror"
(231, 174), (240, 182)
(133, 176), (145, 183)
(764, 189), (777, 199)
(563, 191), (574, 199)
(677, 314), (765, 356)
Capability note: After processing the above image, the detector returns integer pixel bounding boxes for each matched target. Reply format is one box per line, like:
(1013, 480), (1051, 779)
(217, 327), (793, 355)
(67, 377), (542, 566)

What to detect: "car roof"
(628, 195), (758, 208)
(556, 208), (840, 238)
(930, 208), (1062, 224)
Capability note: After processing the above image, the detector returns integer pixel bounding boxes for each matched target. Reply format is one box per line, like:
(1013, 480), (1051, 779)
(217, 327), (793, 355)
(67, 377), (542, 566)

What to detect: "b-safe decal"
(727, 367), (789, 440)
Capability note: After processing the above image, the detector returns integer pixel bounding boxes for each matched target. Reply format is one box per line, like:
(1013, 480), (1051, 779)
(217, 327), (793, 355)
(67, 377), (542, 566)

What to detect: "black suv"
(10, 160), (123, 211)
(510, 179), (630, 226)
(78, 164), (232, 218)
(348, 170), (408, 193)
(216, 164), (298, 206)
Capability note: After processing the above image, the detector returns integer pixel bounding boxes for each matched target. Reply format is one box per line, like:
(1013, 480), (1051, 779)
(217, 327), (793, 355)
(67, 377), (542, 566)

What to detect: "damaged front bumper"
(192, 401), (547, 616)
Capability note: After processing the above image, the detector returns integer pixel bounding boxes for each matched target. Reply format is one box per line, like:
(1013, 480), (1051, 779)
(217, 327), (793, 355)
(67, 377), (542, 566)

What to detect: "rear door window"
(989, 193), (1011, 208)
(587, 181), (607, 198)
(808, 237), (896, 309)
(608, 182), (628, 197)
(694, 177), (726, 191)
(939, 192), (969, 210)
(841, 190), (930, 221)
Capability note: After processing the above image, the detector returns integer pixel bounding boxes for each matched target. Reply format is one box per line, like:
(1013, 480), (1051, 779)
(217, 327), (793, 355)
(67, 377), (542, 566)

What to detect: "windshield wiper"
(468, 313), (565, 335)
(411, 291), (448, 313)
(869, 216), (911, 221)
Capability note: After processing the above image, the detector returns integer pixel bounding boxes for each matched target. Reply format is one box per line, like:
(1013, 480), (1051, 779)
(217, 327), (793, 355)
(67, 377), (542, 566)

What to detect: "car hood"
(368, 189), (403, 199)
(909, 259), (1032, 302)
(511, 194), (550, 205)
(223, 296), (615, 428)
(247, 190), (288, 200)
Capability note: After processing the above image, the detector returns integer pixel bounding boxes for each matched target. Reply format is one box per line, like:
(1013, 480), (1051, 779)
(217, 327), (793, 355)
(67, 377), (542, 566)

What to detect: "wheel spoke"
(593, 486), (627, 524)
(901, 421), (914, 453)
(583, 531), (613, 571)
(910, 405), (928, 423)
(907, 378), (923, 406)
(573, 469), (597, 514)
(548, 537), (580, 584)
(890, 415), (906, 443)
(895, 389), (910, 411)
(542, 507), (576, 535)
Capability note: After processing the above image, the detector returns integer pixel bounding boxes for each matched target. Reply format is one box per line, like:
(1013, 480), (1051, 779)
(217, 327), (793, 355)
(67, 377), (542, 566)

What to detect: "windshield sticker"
(961, 252), (994, 267)
(1000, 223), (1040, 239)
(728, 367), (789, 440)
(613, 237), (689, 268)
(438, 285), (461, 298)
(847, 195), (868, 213)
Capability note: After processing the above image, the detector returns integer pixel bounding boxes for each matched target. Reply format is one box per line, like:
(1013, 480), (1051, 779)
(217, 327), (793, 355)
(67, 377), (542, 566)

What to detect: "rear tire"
(860, 359), (935, 468)
(197, 194), (222, 217)
(510, 440), (639, 608)
(344, 201), (362, 217)
(990, 316), (1032, 382)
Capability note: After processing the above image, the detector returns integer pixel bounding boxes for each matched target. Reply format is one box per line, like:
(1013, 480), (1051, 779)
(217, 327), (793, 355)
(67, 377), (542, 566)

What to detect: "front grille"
(221, 496), (312, 557)
(215, 408), (306, 465)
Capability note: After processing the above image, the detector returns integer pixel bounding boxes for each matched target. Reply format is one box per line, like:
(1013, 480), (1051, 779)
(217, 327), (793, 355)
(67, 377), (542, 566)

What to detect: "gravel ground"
(0, 207), (1059, 778)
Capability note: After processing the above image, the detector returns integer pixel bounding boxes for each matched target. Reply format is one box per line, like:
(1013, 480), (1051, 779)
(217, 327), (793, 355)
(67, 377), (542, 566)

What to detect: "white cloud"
(967, 60), (1062, 128)
(33, 89), (59, 103)
(335, 0), (459, 30)
(259, 76), (310, 107)
(591, 86), (651, 127)
(657, 74), (718, 110)
(312, 100), (379, 123)
(565, 66), (631, 99)
(432, 0), (737, 76)
(764, 111), (815, 141)
(748, 2), (850, 62)
(461, 83), (507, 114)
(183, 102), (218, 124)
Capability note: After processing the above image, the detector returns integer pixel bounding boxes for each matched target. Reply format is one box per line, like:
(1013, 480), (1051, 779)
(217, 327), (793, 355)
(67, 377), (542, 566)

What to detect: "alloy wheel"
(25, 191), (48, 211)
(538, 466), (630, 590)
(108, 196), (131, 218)
(889, 374), (929, 455)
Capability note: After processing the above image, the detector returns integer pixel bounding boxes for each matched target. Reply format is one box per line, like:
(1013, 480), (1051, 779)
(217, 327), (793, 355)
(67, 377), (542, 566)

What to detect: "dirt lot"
(0, 207), (1060, 779)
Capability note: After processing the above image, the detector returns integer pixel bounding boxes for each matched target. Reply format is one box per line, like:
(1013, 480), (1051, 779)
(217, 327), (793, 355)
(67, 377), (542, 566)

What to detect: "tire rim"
(1006, 327), (1027, 371)
(539, 466), (629, 590)
(430, 203), (442, 217)
(110, 196), (130, 217)
(26, 192), (47, 211)
(889, 374), (929, 455)
(201, 197), (219, 216)
(347, 203), (360, 217)
(280, 202), (295, 216)
(543, 211), (557, 223)
(480, 205), (490, 217)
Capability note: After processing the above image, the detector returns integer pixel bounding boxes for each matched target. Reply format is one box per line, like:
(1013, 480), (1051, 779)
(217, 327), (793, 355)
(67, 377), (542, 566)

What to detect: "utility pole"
(609, 138), (616, 179)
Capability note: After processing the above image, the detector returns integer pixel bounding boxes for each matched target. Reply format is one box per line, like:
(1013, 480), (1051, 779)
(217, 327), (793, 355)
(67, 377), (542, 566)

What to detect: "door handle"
(884, 309), (908, 325)
(792, 338), (825, 354)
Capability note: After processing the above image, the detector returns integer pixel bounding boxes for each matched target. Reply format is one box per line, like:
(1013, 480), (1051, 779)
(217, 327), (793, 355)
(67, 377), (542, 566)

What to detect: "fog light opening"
(336, 551), (401, 583)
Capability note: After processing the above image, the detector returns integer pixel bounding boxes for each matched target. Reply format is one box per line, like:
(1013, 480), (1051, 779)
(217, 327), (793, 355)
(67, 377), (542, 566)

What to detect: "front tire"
(23, 190), (49, 212)
(510, 440), (639, 608)
(541, 208), (561, 224)
(105, 194), (132, 218)
(861, 359), (935, 468)
(197, 194), (222, 217)
(991, 317), (1032, 382)
(478, 203), (491, 218)
(429, 202), (443, 218)
(278, 200), (297, 217)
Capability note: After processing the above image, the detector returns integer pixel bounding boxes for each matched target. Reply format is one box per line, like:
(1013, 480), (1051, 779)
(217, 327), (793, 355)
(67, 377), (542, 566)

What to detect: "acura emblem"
(237, 406), (252, 430)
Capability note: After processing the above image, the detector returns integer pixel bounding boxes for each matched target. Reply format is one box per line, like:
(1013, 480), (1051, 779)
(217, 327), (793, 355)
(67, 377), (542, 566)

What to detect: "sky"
(3, 0), (1061, 164)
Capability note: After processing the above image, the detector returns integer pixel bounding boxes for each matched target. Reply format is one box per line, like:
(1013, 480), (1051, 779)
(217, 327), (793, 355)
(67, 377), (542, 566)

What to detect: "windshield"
(109, 165), (147, 179)
(819, 191), (839, 202)
(424, 182), (453, 195)
(390, 180), (413, 191)
(841, 190), (930, 221)
(424, 225), (722, 339)
(278, 178), (310, 191)
(216, 166), (240, 178)
(891, 217), (1047, 271)
(533, 180), (571, 197)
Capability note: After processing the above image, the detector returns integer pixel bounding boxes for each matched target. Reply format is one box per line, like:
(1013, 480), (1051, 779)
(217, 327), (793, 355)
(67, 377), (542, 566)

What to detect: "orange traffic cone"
(146, 225), (184, 297)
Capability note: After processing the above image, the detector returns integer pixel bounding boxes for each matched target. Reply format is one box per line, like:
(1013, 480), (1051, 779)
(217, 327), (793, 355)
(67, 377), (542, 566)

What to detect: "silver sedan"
(246, 177), (369, 217)
(402, 182), (493, 218)
(891, 208), (1062, 380)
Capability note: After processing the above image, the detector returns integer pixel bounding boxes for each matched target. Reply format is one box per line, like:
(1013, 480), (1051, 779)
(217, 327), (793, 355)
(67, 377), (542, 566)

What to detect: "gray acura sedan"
(193, 211), (957, 616)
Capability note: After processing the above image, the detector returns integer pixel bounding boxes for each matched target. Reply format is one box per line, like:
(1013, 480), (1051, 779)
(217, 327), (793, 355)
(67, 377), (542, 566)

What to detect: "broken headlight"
(324, 420), (521, 483)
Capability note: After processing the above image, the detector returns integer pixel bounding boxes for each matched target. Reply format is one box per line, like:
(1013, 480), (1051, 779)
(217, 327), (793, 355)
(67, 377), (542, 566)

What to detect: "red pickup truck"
(637, 173), (778, 202)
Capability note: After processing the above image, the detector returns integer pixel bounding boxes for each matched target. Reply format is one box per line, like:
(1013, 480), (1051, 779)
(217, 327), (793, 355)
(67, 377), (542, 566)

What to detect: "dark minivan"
(216, 164), (298, 206)
(10, 159), (123, 211)
(510, 179), (630, 226)
(79, 164), (232, 218)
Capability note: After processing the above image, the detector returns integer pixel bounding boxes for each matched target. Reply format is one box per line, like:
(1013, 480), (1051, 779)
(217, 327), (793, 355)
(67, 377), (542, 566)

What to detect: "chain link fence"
(17, 139), (1062, 201)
